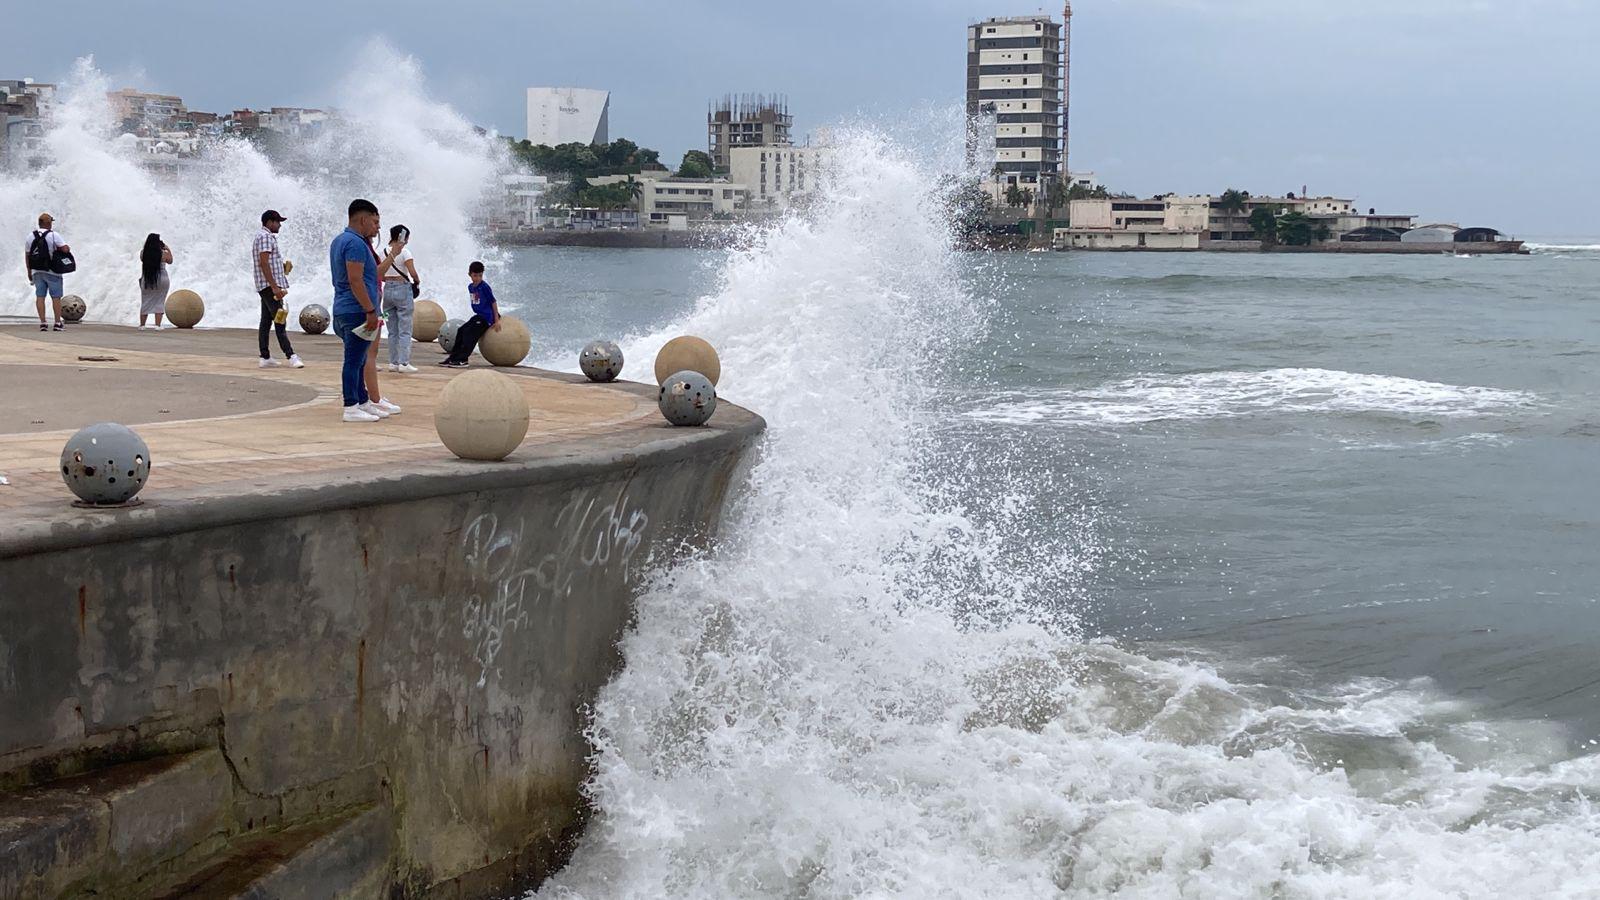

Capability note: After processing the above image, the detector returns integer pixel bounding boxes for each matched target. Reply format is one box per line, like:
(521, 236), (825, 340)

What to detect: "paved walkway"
(0, 323), (660, 516)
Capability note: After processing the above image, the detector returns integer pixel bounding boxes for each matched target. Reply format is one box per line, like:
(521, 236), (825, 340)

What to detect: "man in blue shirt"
(330, 198), (402, 422)
(440, 260), (503, 367)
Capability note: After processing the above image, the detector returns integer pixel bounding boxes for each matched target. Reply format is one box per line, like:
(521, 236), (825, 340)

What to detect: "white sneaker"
(387, 363), (398, 373)
(358, 401), (391, 418)
(343, 406), (380, 423)
(288, 354), (305, 369)
(398, 363), (418, 374)
(376, 398), (402, 415)
(259, 358), (280, 368)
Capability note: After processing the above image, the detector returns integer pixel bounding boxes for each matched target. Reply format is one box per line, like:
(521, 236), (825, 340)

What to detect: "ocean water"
(506, 210), (1600, 894)
(10, 55), (1600, 899)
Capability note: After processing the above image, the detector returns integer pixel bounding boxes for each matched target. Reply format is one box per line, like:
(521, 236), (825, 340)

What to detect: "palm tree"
(622, 175), (643, 205)
(1218, 188), (1250, 215)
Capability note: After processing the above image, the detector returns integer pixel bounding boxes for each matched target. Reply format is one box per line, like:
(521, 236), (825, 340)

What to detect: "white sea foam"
(0, 46), (503, 327)
(974, 368), (1537, 427)
(532, 131), (1600, 898)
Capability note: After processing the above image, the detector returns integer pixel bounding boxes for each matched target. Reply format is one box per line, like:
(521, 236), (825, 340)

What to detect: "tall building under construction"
(707, 94), (792, 171)
(965, 5), (1071, 187)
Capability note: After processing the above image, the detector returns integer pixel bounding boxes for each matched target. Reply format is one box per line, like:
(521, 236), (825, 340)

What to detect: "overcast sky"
(4, 0), (1596, 235)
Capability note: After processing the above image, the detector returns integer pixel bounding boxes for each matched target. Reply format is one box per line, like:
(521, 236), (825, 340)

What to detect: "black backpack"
(26, 231), (52, 271)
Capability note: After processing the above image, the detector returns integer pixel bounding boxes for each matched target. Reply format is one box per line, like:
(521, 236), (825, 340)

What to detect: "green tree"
(622, 175), (644, 204)
(1277, 212), (1314, 246)
(677, 150), (715, 179)
(1314, 224), (1332, 243)
(1218, 188), (1250, 215)
(1249, 207), (1280, 246)
(1005, 183), (1024, 208)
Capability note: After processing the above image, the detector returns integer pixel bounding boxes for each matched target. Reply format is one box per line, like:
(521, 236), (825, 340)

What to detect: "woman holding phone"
(137, 233), (172, 328)
(380, 224), (420, 373)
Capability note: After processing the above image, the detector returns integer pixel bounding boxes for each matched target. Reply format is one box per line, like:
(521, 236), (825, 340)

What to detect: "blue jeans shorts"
(32, 271), (63, 300)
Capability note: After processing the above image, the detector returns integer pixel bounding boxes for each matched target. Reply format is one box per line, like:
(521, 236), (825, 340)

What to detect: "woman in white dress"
(138, 233), (172, 329)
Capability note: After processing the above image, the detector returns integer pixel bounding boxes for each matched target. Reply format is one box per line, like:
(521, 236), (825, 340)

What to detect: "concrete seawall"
(0, 324), (764, 898)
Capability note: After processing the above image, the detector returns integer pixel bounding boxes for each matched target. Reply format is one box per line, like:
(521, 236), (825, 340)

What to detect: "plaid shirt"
(252, 228), (287, 291)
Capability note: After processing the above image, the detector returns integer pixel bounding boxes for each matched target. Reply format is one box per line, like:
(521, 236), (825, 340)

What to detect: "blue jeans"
(332, 312), (371, 407)
(31, 271), (63, 299)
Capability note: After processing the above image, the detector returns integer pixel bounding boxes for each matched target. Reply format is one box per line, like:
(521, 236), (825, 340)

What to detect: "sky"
(3, 0), (1597, 235)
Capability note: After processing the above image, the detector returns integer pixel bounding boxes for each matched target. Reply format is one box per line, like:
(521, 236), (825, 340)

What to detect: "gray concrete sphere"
(60, 295), (86, 322)
(60, 422), (151, 506)
(299, 303), (330, 334)
(579, 340), (624, 383)
(657, 370), (718, 426)
(439, 318), (464, 354)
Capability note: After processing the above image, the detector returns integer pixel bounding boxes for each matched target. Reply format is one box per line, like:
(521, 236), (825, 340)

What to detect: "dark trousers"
(446, 315), (491, 363)
(258, 287), (295, 359)
(331, 312), (371, 407)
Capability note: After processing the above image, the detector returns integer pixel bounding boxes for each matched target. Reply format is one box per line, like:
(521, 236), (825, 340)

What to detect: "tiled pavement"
(0, 324), (659, 515)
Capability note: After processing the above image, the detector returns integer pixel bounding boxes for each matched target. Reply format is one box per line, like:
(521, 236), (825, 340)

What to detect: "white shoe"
(259, 358), (280, 368)
(343, 406), (380, 422)
(387, 363), (398, 373)
(398, 363), (418, 374)
(358, 401), (391, 418)
(375, 398), (402, 415)
(288, 354), (305, 369)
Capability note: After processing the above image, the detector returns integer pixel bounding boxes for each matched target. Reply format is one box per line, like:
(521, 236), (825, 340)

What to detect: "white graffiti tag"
(458, 491), (650, 688)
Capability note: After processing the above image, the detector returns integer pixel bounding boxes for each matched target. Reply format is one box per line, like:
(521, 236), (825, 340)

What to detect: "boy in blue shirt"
(439, 260), (502, 367)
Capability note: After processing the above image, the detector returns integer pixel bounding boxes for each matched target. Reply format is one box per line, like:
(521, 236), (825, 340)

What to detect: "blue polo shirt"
(329, 227), (379, 316)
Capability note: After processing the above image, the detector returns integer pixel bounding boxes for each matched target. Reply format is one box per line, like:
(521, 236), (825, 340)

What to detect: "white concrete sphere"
(166, 290), (204, 328)
(434, 370), (530, 461)
(60, 295), (86, 322)
(479, 316), (531, 367)
(412, 299), (445, 342)
(654, 335), (720, 386)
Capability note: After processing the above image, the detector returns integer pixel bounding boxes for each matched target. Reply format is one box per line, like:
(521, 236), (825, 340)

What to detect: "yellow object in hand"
(283, 260), (294, 275)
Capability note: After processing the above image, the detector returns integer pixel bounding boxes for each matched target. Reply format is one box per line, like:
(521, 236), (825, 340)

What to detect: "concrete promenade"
(0, 321), (721, 545)
(0, 320), (763, 898)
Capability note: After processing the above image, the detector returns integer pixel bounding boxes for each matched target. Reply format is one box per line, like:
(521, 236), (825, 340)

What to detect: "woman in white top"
(379, 224), (420, 373)
(138, 233), (173, 329)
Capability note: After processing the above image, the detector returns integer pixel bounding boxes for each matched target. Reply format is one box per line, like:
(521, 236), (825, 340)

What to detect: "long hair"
(140, 234), (163, 289)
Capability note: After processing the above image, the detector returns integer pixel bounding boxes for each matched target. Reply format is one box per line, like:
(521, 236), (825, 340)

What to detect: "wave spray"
(537, 131), (1600, 898)
(1, 44), (502, 326)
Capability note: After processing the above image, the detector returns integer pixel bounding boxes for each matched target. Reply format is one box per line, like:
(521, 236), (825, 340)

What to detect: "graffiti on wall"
(459, 489), (649, 687)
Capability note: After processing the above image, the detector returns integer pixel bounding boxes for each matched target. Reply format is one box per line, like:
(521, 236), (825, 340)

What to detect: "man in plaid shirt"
(254, 209), (303, 368)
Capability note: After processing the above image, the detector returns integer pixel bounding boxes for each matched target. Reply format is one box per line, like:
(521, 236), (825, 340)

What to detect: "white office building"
(526, 87), (610, 146)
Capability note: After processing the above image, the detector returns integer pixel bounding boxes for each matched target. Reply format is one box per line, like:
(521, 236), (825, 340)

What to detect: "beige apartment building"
(638, 178), (749, 229)
(727, 145), (830, 212)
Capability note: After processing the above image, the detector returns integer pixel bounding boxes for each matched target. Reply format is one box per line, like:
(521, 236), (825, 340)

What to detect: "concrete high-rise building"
(965, 7), (1071, 187)
(525, 87), (610, 146)
(707, 95), (791, 172)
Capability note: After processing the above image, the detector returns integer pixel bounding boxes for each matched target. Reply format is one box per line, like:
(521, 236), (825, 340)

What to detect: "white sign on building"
(525, 87), (610, 146)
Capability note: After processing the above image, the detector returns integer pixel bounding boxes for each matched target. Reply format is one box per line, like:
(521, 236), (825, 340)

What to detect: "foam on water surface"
(975, 368), (1537, 428)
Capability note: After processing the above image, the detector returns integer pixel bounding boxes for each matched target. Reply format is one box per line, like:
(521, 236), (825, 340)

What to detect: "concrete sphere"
(654, 335), (721, 386)
(60, 294), (86, 322)
(412, 299), (445, 342)
(579, 340), (624, 383)
(166, 289), (204, 328)
(298, 303), (330, 335)
(434, 370), (529, 461)
(60, 422), (151, 505)
(479, 316), (531, 367)
(438, 318), (464, 354)
(658, 370), (718, 426)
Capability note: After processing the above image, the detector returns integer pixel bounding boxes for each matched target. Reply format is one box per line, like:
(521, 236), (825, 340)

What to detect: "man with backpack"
(23, 213), (72, 332)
